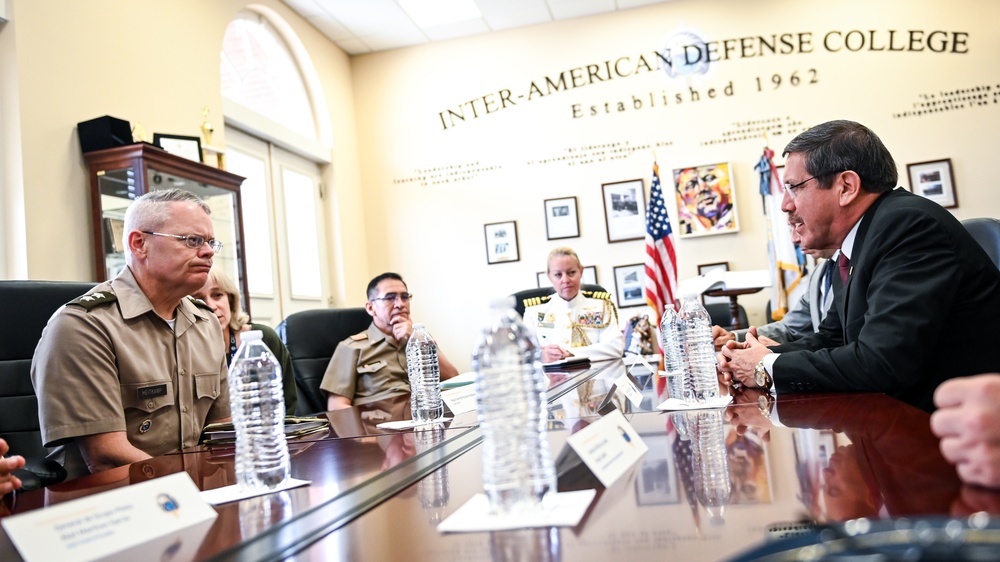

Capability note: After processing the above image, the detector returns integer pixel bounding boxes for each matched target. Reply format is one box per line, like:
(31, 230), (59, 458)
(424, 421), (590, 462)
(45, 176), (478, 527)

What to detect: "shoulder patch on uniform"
(67, 291), (117, 310)
(186, 295), (214, 312)
(582, 290), (612, 301)
(523, 294), (553, 309)
(350, 332), (368, 341)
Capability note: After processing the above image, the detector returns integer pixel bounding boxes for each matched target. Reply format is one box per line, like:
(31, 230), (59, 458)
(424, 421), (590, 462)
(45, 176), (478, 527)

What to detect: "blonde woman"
(522, 247), (624, 363)
(192, 268), (297, 413)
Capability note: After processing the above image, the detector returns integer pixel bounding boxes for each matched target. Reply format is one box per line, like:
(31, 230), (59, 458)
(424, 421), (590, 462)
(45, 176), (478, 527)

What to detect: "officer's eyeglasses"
(142, 231), (223, 253)
(782, 171), (844, 199)
(370, 292), (412, 304)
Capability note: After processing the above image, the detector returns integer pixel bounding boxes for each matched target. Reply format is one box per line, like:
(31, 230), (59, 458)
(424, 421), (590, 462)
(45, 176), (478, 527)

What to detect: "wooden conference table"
(2, 359), (995, 561)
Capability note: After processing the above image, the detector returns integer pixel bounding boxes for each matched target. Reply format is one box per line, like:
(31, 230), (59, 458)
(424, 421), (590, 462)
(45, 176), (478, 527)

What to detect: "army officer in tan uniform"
(321, 272), (459, 410)
(32, 189), (230, 480)
(523, 247), (625, 363)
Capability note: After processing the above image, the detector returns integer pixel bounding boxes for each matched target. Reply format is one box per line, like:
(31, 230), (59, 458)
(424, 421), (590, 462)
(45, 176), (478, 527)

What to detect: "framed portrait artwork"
(726, 426), (773, 504)
(536, 265), (597, 288)
(544, 197), (580, 240)
(483, 221), (520, 264)
(907, 158), (957, 208)
(602, 179), (646, 243)
(153, 133), (204, 163)
(613, 263), (645, 308)
(672, 162), (739, 238)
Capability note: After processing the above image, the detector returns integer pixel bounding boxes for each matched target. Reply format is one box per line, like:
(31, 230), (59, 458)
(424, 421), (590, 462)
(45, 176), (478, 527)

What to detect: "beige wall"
(350, 0), (1000, 370)
(0, 0), (369, 305)
(2, 0), (1000, 373)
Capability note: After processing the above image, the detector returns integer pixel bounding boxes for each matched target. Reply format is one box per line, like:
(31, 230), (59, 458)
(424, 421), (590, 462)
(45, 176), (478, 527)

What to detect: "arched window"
(220, 10), (317, 141)
(219, 8), (331, 325)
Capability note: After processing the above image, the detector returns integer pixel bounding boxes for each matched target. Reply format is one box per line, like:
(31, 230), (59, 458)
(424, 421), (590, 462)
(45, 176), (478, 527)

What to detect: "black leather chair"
(277, 308), (372, 415)
(510, 284), (610, 318)
(705, 302), (749, 331)
(0, 280), (95, 490)
(962, 217), (1000, 269)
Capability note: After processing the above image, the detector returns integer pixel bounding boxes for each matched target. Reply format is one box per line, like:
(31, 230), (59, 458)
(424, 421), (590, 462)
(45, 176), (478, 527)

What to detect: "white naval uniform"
(523, 292), (625, 361)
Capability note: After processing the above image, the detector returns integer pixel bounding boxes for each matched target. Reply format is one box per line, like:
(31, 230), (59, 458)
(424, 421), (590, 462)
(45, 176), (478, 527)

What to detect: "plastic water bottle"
(659, 302), (687, 401)
(678, 294), (720, 402)
(406, 324), (444, 423)
(692, 410), (732, 524)
(415, 426), (450, 524)
(473, 297), (556, 515)
(228, 330), (290, 491)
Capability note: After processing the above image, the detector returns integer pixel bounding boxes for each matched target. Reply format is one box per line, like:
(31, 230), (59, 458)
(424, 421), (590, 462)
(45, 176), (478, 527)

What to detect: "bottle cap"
(242, 330), (263, 341)
(413, 323), (425, 330)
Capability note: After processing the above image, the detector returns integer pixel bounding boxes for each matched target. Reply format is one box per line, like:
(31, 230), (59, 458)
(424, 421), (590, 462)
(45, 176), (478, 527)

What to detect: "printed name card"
(441, 384), (477, 415)
(565, 409), (647, 487)
(614, 372), (644, 408)
(2, 472), (217, 562)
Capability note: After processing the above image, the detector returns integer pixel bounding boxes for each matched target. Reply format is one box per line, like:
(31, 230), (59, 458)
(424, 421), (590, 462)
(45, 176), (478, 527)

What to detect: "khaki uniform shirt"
(31, 266), (229, 480)
(319, 323), (409, 406)
(523, 292), (625, 361)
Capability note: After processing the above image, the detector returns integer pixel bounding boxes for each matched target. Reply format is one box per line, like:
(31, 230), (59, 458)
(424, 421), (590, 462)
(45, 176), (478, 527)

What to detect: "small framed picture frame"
(907, 158), (957, 208)
(102, 217), (125, 254)
(635, 433), (680, 505)
(544, 196), (580, 240)
(484, 221), (520, 264)
(602, 179), (646, 243)
(613, 263), (646, 308)
(536, 265), (597, 288)
(153, 133), (204, 163)
(698, 262), (730, 305)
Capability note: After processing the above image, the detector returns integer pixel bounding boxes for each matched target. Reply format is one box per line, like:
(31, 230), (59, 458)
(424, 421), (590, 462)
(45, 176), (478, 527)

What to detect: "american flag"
(644, 162), (679, 327)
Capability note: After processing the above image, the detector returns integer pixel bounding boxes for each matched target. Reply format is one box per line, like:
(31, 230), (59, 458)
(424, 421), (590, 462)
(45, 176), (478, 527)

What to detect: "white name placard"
(614, 372), (644, 408)
(2, 472), (217, 562)
(441, 384), (477, 415)
(566, 409), (647, 487)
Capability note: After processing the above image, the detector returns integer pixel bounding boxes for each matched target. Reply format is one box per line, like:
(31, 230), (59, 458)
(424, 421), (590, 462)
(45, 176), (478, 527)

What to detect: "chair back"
(0, 280), (95, 489)
(277, 307), (372, 415)
(962, 217), (1000, 269)
(705, 302), (749, 331)
(511, 284), (609, 318)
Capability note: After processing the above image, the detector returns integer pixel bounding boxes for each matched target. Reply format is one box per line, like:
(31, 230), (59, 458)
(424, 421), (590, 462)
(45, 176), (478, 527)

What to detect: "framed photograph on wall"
(153, 133), (204, 163)
(635, 433), (680, 505)
(602, 179), (646, 243)
(672, 162), (739, 238)
(907, 158), (957, 208)
(613, 263), (645, 308)
(544, 196), (580, 240)
(484, 221), (520, 264)
(698, 261), (730, 306)
(536, 265), (598, 288)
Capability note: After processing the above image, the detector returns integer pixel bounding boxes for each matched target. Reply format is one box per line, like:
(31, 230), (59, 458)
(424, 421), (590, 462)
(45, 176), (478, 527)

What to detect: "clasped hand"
(716, 326), (774, 388)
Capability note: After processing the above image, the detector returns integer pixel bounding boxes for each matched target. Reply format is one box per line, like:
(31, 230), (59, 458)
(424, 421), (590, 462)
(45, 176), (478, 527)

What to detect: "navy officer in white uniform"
(523, 247), (625, 363)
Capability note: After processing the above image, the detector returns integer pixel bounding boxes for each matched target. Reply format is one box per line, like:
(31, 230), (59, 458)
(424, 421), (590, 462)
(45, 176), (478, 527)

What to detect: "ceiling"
(281, 0), (672, 55)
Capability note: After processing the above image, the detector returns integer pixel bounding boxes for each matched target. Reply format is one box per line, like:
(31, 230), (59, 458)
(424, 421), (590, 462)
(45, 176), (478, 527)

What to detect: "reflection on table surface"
(303, 388), (983, 561)
(6, 358), (996, 562)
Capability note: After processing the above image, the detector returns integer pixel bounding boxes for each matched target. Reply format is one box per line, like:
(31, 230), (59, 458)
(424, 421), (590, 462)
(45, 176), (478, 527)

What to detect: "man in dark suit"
(718, 120), (1000, 412)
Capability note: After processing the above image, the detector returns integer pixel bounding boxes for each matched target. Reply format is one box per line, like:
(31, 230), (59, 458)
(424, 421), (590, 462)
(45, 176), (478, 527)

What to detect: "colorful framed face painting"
(672, 162), (739, 238)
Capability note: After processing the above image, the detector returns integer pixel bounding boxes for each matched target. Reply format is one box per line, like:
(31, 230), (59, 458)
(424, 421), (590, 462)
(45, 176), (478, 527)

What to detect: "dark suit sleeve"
(771, 203), (966, 395)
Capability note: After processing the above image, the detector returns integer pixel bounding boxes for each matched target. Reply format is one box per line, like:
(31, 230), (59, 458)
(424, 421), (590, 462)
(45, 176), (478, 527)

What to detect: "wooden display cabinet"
(84, 144), (250, 314)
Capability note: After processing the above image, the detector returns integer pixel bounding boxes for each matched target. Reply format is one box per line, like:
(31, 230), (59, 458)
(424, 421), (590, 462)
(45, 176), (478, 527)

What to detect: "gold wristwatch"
(753, 359), (772, 390)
